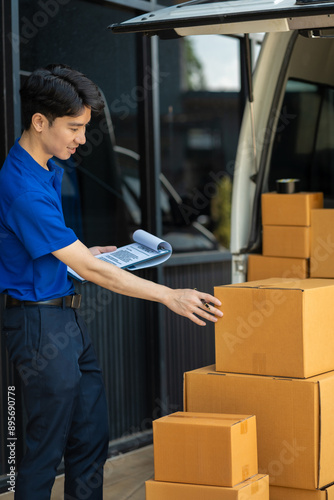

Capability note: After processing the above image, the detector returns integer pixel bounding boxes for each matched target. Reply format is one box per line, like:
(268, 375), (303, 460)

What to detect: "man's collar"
(12, 139), (64, 184)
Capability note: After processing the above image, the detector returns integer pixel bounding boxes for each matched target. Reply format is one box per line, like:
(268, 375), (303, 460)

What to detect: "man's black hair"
(20, 64), (105, 130)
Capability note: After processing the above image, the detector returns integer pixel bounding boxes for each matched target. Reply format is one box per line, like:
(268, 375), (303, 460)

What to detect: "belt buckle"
(71, 294), (81, 309)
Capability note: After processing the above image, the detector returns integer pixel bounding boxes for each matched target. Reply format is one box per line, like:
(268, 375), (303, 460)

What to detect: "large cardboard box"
(145, 475), (269, 500)
(214, 278), (334, 378)
(270, 484), (334, 500)
(261, 192), (323, 226)
(153, 412), (258, 487)
(247, 254), (309, 281)
(262, 225), (310, 258)
(310, 209), (334, 278)
(183, 366), (334, 490)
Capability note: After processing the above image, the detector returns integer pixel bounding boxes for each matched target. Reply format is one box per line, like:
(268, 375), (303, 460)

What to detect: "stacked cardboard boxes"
(247, 192), (323, 281)
(311, 209), (334, 278)
(214, 278), (334, 378)
(184, 366), (334, 495)
(184, 276), (334, 498)
(247, 254), (309, 282)
(146, 476), (269, 500)
(270, 484), (334, 500)
(261, 192), (323, 258)
(146, 411), (269, 499)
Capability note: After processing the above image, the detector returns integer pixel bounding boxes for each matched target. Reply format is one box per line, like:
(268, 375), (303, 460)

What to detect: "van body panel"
(232, 32), (334, 282)
(289, 36), (334, 86)
(230, 32), (295, 283)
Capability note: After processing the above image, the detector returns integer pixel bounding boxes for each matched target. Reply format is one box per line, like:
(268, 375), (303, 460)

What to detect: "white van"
(111, 0), (334, 283)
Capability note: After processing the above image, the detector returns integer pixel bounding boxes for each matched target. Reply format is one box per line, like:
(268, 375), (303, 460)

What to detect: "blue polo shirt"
(0, 139), (77, 300)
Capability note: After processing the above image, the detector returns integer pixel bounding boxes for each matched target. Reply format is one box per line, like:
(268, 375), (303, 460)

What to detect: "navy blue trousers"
(3, 303), (109, 500)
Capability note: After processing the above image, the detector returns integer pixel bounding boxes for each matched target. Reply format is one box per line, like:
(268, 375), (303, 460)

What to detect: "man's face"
(41, 106), (91, 160)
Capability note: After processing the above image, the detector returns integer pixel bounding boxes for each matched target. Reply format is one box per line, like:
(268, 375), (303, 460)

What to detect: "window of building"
(158, 34), (241, 248)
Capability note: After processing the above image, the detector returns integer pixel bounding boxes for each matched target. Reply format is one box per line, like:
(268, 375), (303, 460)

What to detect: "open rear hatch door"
(110, 0), (334, 37)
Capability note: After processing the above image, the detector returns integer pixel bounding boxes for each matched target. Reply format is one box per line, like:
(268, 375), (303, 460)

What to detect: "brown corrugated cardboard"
(261, 192), (323, 226)
(183, 365), (334, 490)
(262, 225), (311, 258)
(270, 484), (334, 500)
(327, 487), (334, 500)
(153, 412), (258, 487)
(214, 277), (334, 378)
(247, 254), (309, 281)
(145, 475), (269, 500)
(310, 209), (334, 278)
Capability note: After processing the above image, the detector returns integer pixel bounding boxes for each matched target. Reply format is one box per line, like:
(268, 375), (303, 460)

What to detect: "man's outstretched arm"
(52, 239), (223, 326)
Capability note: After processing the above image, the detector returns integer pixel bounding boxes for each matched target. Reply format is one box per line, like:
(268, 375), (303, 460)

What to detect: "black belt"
(5, 294), (82, 309)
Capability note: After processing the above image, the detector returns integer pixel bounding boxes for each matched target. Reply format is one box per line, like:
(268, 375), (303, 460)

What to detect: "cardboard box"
(247, 254), (309, 281)
(310, 209), (334, 278)
(215, 277), (334, 378)
(262, 225), (311, 258)
(261, 192), (323, 226)
(145, 475), (269, 500)
(183, 365), (334, 490)
(270, 484), (334, 500)
(153, 412), (258, 487)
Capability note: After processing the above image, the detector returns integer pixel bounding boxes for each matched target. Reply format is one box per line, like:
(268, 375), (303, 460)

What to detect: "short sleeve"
(7, 191), (78, 259)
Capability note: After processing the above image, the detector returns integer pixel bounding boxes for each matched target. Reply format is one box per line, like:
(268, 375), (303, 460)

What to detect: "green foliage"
(211, 175), (232, 249)
(184, 38), (206, 90)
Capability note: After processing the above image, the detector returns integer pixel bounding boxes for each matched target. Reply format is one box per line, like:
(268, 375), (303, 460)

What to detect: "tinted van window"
(269, 79), (334, 207)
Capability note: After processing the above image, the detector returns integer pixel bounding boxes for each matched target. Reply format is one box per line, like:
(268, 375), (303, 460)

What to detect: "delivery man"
(0, 64), (223, 500)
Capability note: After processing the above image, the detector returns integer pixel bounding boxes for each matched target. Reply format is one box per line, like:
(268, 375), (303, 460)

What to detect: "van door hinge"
(234, 258), (246, 273)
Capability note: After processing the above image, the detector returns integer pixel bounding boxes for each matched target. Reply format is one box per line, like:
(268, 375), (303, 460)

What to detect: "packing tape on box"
(251, 481), (259, 494)
(253, 353), (266, 374)
(240, 420), (248, 434)
(242, 465), (250, 481)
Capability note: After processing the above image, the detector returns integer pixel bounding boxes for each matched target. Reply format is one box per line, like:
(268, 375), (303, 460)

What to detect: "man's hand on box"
(163, 288), (223, 327)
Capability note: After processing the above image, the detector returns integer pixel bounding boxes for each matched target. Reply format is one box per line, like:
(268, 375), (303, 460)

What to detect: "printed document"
(68, 229), (172, 282)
